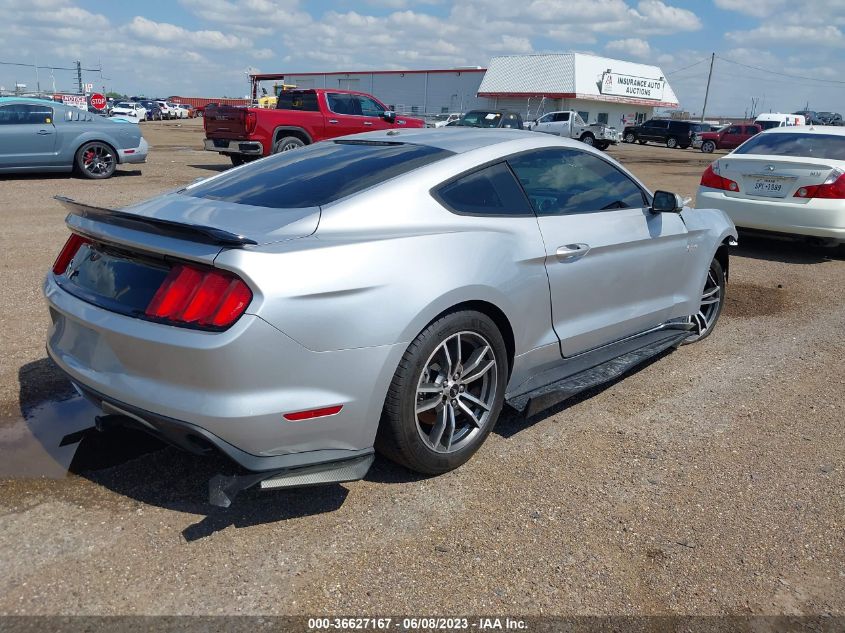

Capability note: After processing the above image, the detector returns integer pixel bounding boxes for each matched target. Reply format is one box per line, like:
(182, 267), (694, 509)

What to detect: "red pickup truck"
(203, 88), (425, 165)
(696, 123), (761, 153)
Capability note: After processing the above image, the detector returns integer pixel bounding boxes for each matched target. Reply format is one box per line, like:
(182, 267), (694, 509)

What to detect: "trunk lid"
(716, 155), (840, 203)
(204, 105), (252, 139)
(62, 194), (320, 251)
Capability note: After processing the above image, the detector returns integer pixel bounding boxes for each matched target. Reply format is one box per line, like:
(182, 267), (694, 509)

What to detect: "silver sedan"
(44, 129), (736, 504)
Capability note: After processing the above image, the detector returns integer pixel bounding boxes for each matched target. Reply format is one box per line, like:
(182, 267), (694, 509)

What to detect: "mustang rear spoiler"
(55, 196), (258, 247)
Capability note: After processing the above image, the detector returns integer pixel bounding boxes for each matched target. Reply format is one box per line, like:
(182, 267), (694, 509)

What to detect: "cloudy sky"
(1, 0), (844, 115)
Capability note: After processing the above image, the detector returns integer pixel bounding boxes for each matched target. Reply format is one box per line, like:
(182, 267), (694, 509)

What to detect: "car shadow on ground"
(733, 232), (844, 265)
(188, 164), (230, 172)
(0, 169), (142, 182)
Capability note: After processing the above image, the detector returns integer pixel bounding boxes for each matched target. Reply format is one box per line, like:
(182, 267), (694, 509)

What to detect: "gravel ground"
(0, 120), (842, 616)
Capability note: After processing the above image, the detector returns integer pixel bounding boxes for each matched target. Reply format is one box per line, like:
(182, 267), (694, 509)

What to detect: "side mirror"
(651, 190), (684, 213)
(382, 110), (396, 123)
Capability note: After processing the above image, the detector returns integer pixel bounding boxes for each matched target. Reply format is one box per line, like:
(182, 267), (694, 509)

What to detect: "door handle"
(328, 119), (339, 124)
(37, 129), (53, 135)
(556, 243), (591, 261)
(363, 121), (373, 126)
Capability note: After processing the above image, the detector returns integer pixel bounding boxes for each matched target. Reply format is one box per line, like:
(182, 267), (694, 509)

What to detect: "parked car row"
(107, 98), (196, 123)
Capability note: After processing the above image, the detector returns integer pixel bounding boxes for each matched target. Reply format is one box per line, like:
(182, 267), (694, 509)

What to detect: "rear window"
(185, 141), (454, 208)
(276, 91), (319, 112)
(733, 133), (845, 160)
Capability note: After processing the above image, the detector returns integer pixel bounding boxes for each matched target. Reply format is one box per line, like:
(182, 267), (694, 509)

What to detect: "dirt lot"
(0, 119), (843, 617)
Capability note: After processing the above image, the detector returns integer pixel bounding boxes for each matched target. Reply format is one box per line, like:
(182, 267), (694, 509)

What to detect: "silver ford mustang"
(44, 129), (736, 505)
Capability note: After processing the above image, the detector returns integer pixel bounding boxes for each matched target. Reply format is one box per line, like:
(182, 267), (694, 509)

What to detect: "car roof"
(758, 125), (845, 136)
(334, 127), (581, 154)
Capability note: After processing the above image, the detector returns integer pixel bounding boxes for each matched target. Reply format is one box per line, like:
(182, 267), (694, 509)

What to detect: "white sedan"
(110, 102), (146, 123)
(696, 126), (845, 244)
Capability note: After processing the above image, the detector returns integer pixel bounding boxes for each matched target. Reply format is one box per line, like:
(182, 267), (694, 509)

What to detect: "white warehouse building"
(251, 52), (679, 126)
(477, 53), (679, 127)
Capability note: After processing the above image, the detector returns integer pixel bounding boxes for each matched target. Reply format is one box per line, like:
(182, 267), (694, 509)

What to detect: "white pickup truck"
(526, 110), (620, 150)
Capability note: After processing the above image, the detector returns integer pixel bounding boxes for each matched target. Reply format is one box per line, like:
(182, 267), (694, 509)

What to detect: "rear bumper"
(203, 138), (264, 155)
(697, 188), (845, 242)
(44, 273), (404, 463)
(69, 378), (373, 473)
(119, 137), (148, 164)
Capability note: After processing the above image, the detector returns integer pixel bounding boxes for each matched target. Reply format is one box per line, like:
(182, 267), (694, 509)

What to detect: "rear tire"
(75, 141), (117, 179)
(375, 310), (508, 475)
(638, 139), (647, 145)
(229, 155), (245, 166)
(273, 136), (305, 153)
(596, 141), (610, 151)
(580, 133), (595, 147)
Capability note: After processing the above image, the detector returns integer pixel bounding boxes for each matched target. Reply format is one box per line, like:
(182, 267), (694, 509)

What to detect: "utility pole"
(700, 52), (715, 122)
(76, 60), (82, 95)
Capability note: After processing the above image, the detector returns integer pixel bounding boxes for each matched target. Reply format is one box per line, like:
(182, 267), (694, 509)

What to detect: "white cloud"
(727, 24), (844, 48)
(605, 38), (652, 59)
(123, 16), (252, 50)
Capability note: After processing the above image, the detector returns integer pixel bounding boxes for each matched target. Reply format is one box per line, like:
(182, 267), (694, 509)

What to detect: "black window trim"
(430, 158), (535, 218)
(431, 146), (651, 218)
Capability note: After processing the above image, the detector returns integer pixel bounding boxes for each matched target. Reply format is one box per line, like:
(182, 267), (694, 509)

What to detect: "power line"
(0, 60), (102, 71)
(716, 55), (845, 85)
(666, 58), (710, 75)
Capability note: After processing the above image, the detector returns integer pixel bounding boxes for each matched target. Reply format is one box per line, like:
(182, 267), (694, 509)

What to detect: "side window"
(0, 104), (52, 124)
(357, 96), (385, 117)
(577, 111), (589, 123)
(728, 126), (742, 134)
(747, 126), (759, 136)
(597, 113), (609, 124)
(642, 119), (656, 127)
(436, 162), (533, 216)
(327, 93), (361, 115)
(538, 114), (552, 123)
(508, 148), (646, 216)
(553, 112), (570, 122)
(276, 92), (319, 111)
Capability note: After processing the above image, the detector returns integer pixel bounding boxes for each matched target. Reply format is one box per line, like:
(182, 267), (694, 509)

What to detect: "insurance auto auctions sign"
(600, 72), (665, 100)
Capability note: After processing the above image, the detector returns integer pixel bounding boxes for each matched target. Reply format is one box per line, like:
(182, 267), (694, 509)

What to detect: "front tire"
(667, 137), (679, 149)
(624, 132), (636, 143)
(376, 311), (508, 475)
(683, 257), (725, 344)
(701, 140), (716, 153)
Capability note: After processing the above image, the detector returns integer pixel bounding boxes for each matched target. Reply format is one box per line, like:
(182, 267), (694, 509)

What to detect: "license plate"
(750, 176), (790, 198)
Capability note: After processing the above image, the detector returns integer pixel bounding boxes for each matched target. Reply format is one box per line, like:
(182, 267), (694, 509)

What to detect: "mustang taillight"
(52, 233), (90, 275)
(700, 163), (739, 192)
(145, 264), (252, 329)
(794, 170), (845, 199)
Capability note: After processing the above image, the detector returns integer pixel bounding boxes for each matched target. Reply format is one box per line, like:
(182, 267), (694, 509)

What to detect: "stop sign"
(90, 93), (106, 110)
